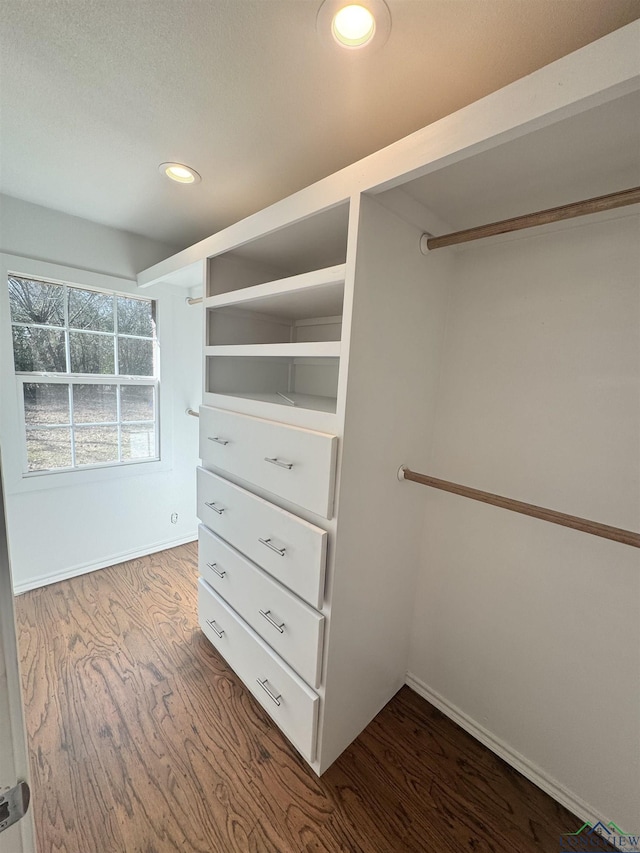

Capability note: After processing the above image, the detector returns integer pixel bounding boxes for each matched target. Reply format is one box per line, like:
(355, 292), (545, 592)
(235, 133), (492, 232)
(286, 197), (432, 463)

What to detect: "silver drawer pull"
(205, 500), (225, 515)
(206, 619), (224, 638)
(259, 537), (286, 556)
(208, 436), (229, 445)
(259, 609), (285, 634)
(256, 678), (281, 706)
(264, 457), (293, 470)
(206, 562), (226, 579)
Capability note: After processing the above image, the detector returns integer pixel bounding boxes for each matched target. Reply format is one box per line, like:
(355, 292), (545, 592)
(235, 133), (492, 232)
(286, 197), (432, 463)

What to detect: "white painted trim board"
(405, 673), (627, 850)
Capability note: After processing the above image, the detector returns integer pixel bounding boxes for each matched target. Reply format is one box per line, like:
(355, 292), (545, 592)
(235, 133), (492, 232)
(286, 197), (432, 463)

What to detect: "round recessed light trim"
(317, 0), (390, 52)
(159, 162), (201, 184)
(332, 5), (375, 47)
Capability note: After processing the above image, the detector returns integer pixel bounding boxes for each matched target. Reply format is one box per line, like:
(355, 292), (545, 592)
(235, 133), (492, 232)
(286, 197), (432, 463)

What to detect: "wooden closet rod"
(398, 467), (640, 548)
(424, 186), (640, 250)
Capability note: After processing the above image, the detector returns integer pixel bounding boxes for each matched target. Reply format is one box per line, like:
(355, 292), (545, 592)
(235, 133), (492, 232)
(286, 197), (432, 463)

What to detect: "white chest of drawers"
(190, 193), (428, 775)
(196, 401), (337, 768)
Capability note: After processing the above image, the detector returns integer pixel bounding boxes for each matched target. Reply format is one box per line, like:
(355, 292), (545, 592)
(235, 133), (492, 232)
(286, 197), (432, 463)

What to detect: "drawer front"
(199, 406), (338, 518)
(197, 467), (327, 608)
(199, 525), (325, 688)
(198, 578), (319, 763)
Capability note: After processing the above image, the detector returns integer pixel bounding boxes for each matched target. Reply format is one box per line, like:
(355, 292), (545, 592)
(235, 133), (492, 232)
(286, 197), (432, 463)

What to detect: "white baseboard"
(405, 672), (616, 838)
(13, 533), (198, 595)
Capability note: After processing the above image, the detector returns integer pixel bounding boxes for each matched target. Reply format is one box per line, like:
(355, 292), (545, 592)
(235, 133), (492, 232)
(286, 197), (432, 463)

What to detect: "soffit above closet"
(1, 0), (639, 249)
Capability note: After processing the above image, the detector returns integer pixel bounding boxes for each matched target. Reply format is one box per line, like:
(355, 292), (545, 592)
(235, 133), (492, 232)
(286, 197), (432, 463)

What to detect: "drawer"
(197, 467), (327, 608)
(199, 525), (325, 687)
(199, 406), (338, 518)
(198, 578), (319, 763)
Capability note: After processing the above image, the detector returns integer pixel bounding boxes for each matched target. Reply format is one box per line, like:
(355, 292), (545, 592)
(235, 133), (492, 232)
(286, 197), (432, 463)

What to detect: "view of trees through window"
(8, 275), (159, 473)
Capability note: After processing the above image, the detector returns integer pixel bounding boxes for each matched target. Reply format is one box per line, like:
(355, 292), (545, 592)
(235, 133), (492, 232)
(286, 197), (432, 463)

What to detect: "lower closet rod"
(398, 467), (640, 548)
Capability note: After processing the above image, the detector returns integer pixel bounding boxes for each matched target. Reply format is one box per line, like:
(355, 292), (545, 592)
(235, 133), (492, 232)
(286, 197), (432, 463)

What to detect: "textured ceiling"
(1, 0), (639, 252)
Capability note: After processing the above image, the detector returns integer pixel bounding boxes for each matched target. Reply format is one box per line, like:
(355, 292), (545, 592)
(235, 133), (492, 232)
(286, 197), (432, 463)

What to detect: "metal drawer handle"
(259, 609), (285, 634)
(256, 678), (281, 706)
(206, 619), (224, 638)
(208, 436), (229, 445)
(259, 537), (286, 556)
(205, 501), (225, 515)
(207, 562), (226, 579)
(264, 457), (293, 470)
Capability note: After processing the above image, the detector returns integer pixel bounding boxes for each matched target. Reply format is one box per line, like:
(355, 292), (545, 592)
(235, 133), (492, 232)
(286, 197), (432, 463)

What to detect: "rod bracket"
(397, 465), (407, 481)
(419, 234), (432, 255)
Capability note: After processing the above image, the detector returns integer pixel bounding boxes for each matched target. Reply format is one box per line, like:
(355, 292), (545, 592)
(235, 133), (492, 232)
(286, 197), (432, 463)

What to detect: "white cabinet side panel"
(318, 194), (453, 771)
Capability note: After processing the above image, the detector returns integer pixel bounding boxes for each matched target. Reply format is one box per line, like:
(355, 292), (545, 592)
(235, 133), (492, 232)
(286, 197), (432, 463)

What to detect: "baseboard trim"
(405, 672), (617, 839)
(13, 533), (198, 595)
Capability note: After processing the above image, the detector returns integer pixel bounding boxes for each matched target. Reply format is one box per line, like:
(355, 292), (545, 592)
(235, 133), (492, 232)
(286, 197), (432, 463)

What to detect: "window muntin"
(8, 275), (158, 474)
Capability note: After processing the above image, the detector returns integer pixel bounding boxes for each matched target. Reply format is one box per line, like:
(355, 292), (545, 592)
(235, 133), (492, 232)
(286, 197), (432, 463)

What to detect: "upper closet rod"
(422, 186), (640, 251)
(398, 466), (640, 549)
(186, 296), (203, 305)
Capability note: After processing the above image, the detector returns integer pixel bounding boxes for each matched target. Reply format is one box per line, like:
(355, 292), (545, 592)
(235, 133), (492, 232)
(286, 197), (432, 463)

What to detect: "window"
(8, 274), (159, 474)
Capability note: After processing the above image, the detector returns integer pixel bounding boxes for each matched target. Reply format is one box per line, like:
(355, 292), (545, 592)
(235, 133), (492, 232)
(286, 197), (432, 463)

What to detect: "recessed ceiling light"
(159, 162), (201, 184)
(317, 0), (390, 53)
(332, 5), (375, 47)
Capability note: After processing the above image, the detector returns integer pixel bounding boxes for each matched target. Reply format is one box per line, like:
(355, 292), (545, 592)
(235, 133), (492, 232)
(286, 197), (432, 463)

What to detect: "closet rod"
(424, 186), (640, 250)
(398, 467), (640, 548)
(186, 408), (199, 418)
(186, 296), (203, 305)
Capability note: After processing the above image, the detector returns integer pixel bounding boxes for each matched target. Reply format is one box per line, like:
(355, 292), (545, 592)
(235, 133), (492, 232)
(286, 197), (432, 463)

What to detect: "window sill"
(5, 455), (173, 496)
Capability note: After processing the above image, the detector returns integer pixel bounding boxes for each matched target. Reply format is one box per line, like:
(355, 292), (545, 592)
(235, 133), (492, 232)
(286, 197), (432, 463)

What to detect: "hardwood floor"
(15, 543), (607, 853)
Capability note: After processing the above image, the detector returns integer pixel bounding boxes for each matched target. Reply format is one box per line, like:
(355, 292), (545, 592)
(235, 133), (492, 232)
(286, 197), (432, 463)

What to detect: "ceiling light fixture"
(332, 5), (375, 47)
(317, 0), (391, 52)
(159, 162), (201, 184)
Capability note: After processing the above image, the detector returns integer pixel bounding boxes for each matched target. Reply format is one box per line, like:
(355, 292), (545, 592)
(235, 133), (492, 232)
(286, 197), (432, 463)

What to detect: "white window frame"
(11, 276), (159, 475)
(16, 375), (160, 475)
(0, 254), (174, 495)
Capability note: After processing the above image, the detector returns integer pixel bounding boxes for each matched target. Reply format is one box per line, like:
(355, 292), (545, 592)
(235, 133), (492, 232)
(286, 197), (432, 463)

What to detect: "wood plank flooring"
(15, 543), (608, 853)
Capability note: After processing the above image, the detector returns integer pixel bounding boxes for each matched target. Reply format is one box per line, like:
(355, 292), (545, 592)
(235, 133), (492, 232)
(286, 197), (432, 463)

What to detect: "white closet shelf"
(205, 265), (346, 319)
(205, 342), (341, 358)
(211, 391), (338, 413)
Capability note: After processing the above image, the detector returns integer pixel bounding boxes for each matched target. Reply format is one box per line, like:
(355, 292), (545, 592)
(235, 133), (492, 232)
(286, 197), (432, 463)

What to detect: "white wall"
(0, 194), (202, 592)
(0, 194), (182, 278)
(407, 213), (640, 829)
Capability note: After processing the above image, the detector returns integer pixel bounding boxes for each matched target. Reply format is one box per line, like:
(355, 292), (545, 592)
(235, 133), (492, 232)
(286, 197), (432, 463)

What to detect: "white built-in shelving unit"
(202, 206), (349, 417)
